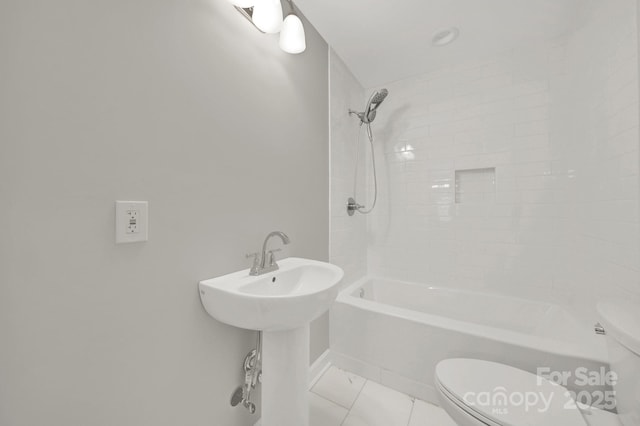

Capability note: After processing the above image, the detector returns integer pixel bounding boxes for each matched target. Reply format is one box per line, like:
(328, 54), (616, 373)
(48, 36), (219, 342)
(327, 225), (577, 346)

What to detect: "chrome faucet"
(247, 231), (291, 276)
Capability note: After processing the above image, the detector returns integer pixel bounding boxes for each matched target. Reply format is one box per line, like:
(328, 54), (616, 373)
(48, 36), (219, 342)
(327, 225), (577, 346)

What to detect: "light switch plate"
(115, 201), (148, 244)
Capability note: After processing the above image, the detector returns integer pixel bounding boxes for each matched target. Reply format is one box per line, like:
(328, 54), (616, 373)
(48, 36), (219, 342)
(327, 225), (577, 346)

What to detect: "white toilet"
(435, 300), (639, 426)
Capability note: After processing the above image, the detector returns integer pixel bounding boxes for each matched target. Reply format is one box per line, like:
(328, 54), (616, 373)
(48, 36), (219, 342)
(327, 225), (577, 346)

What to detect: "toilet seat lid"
(435, 359), (587, 426)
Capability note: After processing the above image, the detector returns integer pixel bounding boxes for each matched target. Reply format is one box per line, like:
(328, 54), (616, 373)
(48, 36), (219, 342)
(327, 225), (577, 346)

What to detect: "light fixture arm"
(234, 6), (265, 33)
(284, 0), (296, 16)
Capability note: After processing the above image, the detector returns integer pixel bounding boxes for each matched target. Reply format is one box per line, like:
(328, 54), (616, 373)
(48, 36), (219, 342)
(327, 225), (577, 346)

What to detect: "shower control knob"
(230, 386), (244, 407)
(244, 400), (256, 414)
(347, 197), (364, 216)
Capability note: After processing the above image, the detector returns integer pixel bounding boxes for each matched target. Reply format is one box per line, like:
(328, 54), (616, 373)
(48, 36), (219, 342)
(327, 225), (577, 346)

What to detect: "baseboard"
(309, 349), (331, 389)
(253, 349), (332, 426)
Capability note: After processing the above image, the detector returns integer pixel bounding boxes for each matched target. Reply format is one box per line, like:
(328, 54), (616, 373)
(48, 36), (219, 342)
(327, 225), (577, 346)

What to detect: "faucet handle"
(266, 248), (281, 266)
(246, 252), (260, 268)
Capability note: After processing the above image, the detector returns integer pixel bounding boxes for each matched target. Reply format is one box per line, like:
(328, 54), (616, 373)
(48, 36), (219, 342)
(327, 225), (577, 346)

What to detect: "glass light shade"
(227, 0), (255, 8)
(252, 0), (283, 34)
(279, 14), (306, 54)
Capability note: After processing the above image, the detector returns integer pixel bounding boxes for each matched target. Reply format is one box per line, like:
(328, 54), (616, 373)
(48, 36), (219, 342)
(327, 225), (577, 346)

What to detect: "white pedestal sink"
(199, 257), (344, 426)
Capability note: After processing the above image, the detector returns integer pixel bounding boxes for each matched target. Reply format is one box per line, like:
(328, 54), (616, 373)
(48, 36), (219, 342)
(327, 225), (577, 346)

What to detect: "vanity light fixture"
(279, 1), (306, 54)
(231, 0), (306, 54)
(252, 0), (283, 33)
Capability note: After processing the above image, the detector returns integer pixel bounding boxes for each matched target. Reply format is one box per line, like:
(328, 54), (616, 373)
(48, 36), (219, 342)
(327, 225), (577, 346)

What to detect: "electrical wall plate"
(115, 201), (148, 244)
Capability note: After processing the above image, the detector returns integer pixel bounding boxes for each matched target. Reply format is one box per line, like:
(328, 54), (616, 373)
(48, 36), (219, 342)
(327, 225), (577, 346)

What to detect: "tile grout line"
(309, 391), (350, 425)
(339, 378), (368, 426)
(347, 377), (367, 411)
(309, 369), (365, 411)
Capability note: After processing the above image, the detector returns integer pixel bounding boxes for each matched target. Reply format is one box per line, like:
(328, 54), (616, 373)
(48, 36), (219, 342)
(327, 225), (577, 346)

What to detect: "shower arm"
(348, 109), (366, 123)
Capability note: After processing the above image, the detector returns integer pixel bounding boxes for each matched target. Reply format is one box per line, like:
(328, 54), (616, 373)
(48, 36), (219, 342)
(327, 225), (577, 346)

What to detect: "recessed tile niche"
(455, 168), (496, 204)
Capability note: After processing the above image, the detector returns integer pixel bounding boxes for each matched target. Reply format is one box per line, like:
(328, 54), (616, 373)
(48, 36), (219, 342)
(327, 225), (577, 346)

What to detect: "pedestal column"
(261, 325), (310, 426)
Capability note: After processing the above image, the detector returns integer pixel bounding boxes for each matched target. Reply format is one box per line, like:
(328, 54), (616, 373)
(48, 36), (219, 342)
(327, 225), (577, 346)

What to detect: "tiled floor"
(309, 366), (458, 426)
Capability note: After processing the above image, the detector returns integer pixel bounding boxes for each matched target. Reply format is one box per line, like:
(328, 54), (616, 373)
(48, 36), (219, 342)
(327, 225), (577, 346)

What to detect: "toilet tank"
(597, 301), (640, 426)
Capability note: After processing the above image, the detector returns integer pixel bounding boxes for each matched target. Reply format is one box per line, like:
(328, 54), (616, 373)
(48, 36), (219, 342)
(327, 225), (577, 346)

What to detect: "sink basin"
(199, 257), (344, 331)
(199, 257), (344, 426)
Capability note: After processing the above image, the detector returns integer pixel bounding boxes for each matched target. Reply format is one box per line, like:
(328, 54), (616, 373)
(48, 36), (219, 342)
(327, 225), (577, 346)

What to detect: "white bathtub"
(330, 277), (610, 404)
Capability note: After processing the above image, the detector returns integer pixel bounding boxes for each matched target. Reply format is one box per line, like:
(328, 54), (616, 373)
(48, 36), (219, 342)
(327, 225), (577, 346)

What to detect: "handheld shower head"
(371, 88), (389, 104)
(349, 88), (389, 125)
(364, 89), (389, 124)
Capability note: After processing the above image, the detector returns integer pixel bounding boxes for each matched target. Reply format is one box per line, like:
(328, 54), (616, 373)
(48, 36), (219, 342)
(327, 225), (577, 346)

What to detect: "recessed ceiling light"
(432, 27), (460, 47)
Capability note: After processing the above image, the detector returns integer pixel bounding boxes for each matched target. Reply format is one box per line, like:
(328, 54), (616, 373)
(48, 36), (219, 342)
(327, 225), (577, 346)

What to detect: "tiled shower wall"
(367, 41), (567, 296)
(330, 50), (368, 286)
(363, 0), (639, 319)
(559, 0), (640, 316)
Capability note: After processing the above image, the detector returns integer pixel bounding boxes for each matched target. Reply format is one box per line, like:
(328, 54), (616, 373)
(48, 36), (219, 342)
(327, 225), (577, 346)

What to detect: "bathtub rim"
(336, 275), (609, 365)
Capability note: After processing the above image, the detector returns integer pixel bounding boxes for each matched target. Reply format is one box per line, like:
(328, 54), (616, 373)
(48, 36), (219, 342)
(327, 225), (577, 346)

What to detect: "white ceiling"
(295, 0), (587, 88)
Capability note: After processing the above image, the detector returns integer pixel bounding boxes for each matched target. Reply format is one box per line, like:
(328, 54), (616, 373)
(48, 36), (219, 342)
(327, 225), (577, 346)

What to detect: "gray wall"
(0, 1), (329, 425)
